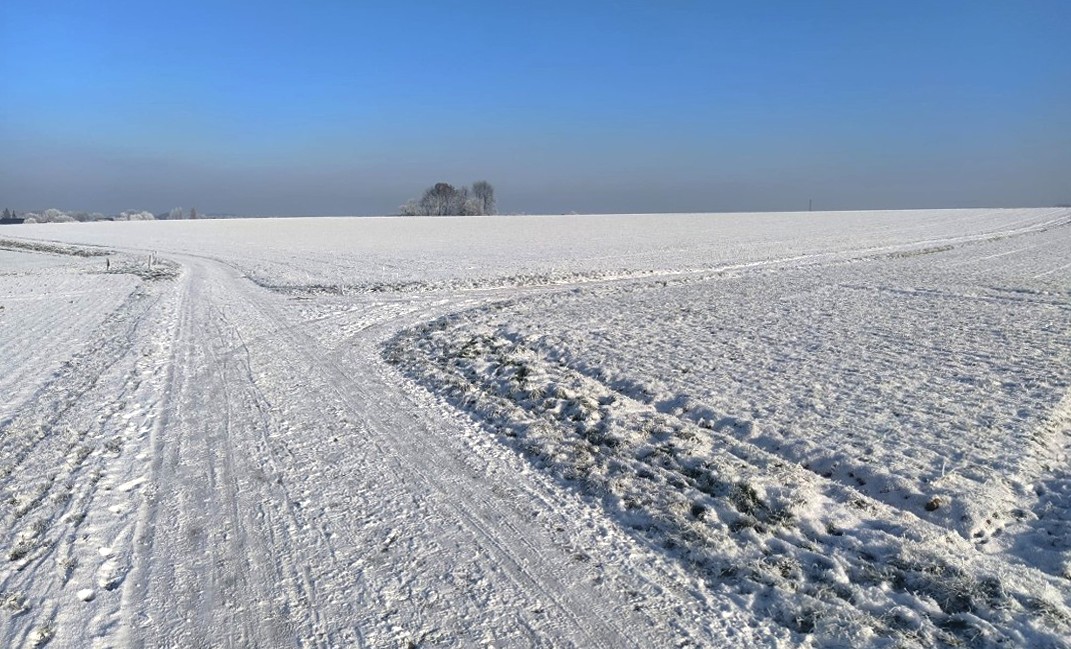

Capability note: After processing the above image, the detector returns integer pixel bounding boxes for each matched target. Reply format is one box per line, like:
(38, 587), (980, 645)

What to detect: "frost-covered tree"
(36, 208), (76, 223)
(449, 186), (473, 215)
(398, 199), (422, 216)
(472, 180), (495, 215)
(421, 182), (460, 216)
(461, 197), (483, 216)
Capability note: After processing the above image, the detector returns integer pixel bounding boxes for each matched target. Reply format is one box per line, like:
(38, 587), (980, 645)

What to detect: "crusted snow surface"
(1, 208), (1070, 648)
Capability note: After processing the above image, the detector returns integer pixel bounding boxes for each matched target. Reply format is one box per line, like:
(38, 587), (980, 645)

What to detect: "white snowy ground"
(1, 208), (1069, 648)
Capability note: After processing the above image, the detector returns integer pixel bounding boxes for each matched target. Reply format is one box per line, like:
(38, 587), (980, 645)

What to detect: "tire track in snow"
(177, 256), (687, 646)
(119, 263), (358, 647)
(0, 272), (184, 648)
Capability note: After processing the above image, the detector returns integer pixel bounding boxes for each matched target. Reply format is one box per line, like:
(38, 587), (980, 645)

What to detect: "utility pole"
(809, 199), (813, 212)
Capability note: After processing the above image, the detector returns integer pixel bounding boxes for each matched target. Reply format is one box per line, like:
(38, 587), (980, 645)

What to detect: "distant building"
(0, 218), (25, 225)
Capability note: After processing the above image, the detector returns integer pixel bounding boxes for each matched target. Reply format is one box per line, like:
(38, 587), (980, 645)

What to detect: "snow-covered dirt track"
(1, 208), (1069, 648)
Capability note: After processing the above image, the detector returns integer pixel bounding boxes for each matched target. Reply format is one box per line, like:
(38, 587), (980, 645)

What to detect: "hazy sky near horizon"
(2, 1), (1069, 216)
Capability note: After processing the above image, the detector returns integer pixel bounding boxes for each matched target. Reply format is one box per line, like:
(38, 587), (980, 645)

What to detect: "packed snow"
(1, 208), (1069, 647)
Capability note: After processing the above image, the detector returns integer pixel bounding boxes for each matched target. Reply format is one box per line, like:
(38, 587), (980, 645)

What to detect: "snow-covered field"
(1, 208), (1069, 647)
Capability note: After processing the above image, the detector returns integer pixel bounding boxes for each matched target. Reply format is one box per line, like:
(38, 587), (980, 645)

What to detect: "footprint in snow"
(97, 559), (126, 590)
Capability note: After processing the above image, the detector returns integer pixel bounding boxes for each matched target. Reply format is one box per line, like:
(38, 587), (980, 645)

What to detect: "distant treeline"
(1, 207), (200, 223)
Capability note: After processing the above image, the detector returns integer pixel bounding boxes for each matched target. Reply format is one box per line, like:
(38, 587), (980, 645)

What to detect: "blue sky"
(2, 1), (1069, 215)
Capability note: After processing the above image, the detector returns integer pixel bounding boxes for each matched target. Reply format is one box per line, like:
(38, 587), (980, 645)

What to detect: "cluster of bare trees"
(399, 181), (495, 216)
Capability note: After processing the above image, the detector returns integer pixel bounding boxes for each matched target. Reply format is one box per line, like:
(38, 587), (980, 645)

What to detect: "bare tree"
(450, 185), (472, 215)
(398, 199), (422, 216)
(419, 182), (460, 216)
(461, 196), (483, 216)
(471, 180), (495, 215)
